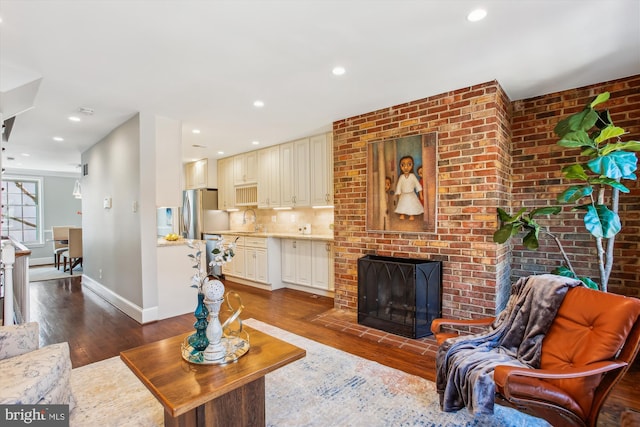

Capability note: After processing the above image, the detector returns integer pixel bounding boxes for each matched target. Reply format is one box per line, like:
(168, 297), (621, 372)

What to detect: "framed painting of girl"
(366, 132), (437, 232)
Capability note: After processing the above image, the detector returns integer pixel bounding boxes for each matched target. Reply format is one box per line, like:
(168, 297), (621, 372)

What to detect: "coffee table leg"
(165, 376), (266, 427)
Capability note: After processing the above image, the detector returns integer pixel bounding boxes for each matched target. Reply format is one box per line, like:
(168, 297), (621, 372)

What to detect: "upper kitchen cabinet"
(184, 158), (217, 189)
(280, 138), (310, 207)
(257, 146), (281, 208)
(217, 157), (235, 210)
(309, 133), (333, 206)
(233, 152), (258, 185)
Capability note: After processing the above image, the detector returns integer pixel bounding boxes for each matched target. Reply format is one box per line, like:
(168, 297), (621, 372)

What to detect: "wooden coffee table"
(120, 326), (305, 427)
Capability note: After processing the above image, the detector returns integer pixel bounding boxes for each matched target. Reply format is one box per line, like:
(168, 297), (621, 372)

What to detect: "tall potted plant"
(494, 92), (639, 292)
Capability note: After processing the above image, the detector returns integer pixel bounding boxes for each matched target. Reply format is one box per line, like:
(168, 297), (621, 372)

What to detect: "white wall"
(81, 114), (144, 306)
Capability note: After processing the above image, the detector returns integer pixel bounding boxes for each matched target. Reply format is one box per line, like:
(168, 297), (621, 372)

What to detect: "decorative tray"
(181, 335), (250, 365)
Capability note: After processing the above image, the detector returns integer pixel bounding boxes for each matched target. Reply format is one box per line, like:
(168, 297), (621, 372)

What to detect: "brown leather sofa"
(432, 286), (640, 427)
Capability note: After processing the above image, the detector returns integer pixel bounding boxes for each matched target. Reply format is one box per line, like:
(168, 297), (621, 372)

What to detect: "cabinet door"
(258, 147), (281, 208)
(232, 246), (245, 277)
(281, 239), (296, 283)
(295, 240), (312, 286)
(311, 241), (331, 290)
(234, 152), (258, 185)
(185, 161), (196, 189)
(255, 248), (268, 283)
(245, 248), (257, 281)
(293, 138), (310, 207)
(217, 157), (235, 210)
(193, 159), (208, 189)
(280, 143), (295, 207)
(310, 133), (333, 206)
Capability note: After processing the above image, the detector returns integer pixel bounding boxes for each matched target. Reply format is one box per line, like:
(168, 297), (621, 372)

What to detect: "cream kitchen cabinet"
(221, 234), (283, 290)
(185, 158), (208, 189)
(281, 238), (312, 286)
(309, 133), (333, 206)
(280, 138), (310, 207)
(217, 157), (235, 210)
(257, 146), (281, 208)
(311, 240), (334, 291)
(233, 152), (258, 185)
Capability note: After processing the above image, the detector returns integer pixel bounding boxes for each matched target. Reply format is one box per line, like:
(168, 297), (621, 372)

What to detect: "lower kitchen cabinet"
(282, 238), (333, 295)
(221, 234), (282, 290)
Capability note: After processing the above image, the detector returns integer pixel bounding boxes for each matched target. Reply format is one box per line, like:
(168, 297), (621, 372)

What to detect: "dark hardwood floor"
(30, 274), (639, 426)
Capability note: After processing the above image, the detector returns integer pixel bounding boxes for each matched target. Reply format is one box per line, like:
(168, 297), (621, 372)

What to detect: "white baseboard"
(81, 276), (159, 324)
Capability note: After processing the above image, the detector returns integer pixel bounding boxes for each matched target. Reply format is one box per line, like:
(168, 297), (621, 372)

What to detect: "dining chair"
(52, 226), (70, 270)
(62, 228), (83, 275)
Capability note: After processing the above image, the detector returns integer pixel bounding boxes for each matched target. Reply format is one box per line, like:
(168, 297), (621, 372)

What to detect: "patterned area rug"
(29, 266), (82, 281)
(69, 320), (550, 426)
(249, 319), (549, 427)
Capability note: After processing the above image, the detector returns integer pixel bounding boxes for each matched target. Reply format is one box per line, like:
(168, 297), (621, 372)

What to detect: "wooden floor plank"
(29, 275), (638, 426)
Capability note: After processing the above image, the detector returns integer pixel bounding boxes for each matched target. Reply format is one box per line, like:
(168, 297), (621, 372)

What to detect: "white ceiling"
(1, 0), (639, 175)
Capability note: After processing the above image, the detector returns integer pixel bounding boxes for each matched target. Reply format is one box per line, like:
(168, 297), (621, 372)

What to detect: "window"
(1, 177), (43, 245)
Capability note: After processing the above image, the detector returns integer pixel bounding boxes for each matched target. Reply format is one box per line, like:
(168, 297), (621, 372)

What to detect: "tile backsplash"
(228, 207), (334, 235)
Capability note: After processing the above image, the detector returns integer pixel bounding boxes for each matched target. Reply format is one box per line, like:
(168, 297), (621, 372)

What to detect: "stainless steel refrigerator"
(180, 189), (229, 239)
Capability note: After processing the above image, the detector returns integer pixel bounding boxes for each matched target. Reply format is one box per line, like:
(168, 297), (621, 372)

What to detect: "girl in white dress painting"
(394, 155), (424, 220)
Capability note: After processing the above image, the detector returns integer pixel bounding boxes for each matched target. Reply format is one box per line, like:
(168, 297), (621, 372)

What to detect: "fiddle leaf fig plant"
(494, 92), (639, 292)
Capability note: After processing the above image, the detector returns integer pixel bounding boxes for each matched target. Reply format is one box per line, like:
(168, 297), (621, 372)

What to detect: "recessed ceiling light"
(68, 116), (81, 122)
(53, 136), (64, 142)
(192, 129), (201, 134)
(21, 153), (30, 157)
(467, 8), (487, 22)
(253, 100), (264, 108)
(252, 141), (260, 145)
(332, 66), (346, 76)
(217, 151), (225, 155)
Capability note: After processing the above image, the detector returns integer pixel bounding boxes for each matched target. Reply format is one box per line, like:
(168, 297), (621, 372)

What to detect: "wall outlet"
(99, 269), (103, 279)
(291, 214), (296, 223)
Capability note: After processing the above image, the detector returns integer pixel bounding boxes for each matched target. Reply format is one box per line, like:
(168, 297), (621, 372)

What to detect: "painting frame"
(366, 132), (437, 233)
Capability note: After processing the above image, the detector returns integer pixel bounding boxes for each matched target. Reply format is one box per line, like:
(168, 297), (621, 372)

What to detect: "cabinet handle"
(326, 243), (330, 252)
(293, 241), (296, 249)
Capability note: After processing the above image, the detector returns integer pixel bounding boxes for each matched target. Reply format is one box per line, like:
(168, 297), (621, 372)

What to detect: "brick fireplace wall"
(333, 75), (640, 319)
(333, 81), (513, 319)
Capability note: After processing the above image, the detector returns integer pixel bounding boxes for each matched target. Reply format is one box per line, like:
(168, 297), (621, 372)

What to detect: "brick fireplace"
(332, 75), (640, 322)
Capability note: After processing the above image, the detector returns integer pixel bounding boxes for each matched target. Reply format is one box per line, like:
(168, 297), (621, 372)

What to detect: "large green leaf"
(601, 140), (640, 155)
(554, 108), (599, 136)
(590, 92), (610, 108)
(580, 276), (600, 290)
(552, 265), (576, 278)
(493, 223), (516, 243)
(588, 151), (638, 179)
(579, 204), (621, 238)
(557, 130), (595, 149)
(523, 228), (540, 250)
(589, 177), (630, 193)
(594, 125), (625, 144)
(557, 185), (593, 203)
(497, 207), (526, 224)
(530, 206), (562, 217)
(562, 164), (589, 180)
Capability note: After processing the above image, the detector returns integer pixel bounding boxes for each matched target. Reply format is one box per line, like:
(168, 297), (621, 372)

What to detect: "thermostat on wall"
(103, 197), (112, 209)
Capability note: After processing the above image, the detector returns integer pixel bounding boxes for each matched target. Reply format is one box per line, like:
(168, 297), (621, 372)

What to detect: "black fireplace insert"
(357, 255), (442, 338)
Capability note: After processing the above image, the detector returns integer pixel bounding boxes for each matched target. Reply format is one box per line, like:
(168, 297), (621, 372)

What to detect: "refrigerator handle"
(183, 192), (191, 237)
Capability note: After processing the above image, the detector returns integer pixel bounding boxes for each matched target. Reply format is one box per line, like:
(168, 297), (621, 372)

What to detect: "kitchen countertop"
(212, 231), (334, 242)
(157, 238), (205, 247)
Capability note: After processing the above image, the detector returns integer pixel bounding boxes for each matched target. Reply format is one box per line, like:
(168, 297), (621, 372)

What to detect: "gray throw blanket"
(436, 274), (582, 415)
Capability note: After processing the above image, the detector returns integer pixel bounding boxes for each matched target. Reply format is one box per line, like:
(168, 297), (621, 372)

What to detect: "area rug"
(69, 319), (550, 427)
(29, 266), (82, 282)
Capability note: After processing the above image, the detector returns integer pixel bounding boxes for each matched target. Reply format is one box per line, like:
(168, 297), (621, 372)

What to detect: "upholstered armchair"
(432, 284), (640, 427)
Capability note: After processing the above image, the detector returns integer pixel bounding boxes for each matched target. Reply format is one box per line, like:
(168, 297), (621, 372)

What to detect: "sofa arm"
(0, 342), (74, 407)
(0, 322), (39, 360)
(494, 361), (628, 400)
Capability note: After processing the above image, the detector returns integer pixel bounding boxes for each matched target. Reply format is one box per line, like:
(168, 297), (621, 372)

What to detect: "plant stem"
(542, 229), (576, 277)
